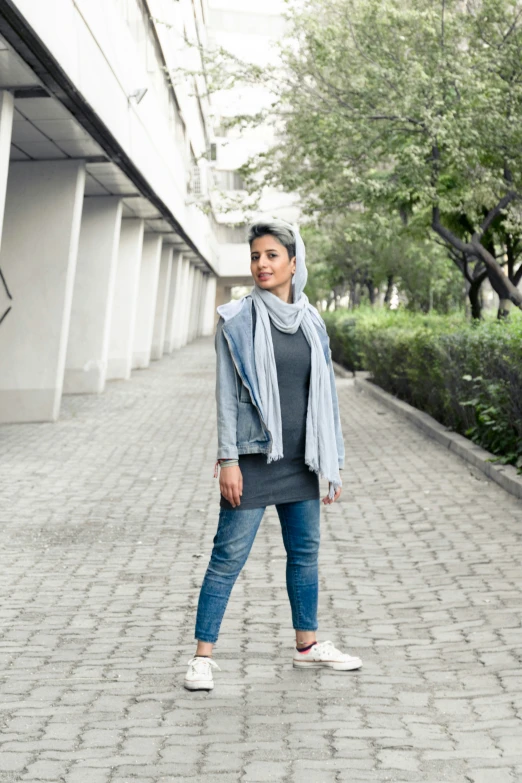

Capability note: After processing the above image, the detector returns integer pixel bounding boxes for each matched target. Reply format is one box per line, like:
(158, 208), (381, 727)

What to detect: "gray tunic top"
(220, 317), (320, 511)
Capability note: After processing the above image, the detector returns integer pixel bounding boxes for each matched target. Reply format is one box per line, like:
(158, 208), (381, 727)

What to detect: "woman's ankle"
(195, 641), (214, 657)
(296, 633), (317, 649)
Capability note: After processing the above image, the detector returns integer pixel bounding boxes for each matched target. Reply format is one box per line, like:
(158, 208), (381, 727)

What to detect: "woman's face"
(250, 234), (296, 299)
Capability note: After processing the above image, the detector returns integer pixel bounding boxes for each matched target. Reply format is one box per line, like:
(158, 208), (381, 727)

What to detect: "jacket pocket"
(239, 381), (252, 404)
(237, 399), (267, 444)
(237, 399), (254, 442)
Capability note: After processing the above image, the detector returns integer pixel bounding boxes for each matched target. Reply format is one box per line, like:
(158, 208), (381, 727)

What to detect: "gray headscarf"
(251, 222), (342, 499)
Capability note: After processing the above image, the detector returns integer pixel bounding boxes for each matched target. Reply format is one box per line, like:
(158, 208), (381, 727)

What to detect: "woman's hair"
(247, 218), (296, 260)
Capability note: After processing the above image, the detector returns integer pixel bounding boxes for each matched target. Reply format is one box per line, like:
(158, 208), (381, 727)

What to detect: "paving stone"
(0, 337), (521, 783)
(377, 749), (420, 771)
(0, 754), (31, 773)
(158, 746), (200, 764)
(22, 759), (69, 779)
(203, 752), (245, 771)
(243, 761), (290, 780)
(467, 771), (515, 783)
(66, 769), (112, 783)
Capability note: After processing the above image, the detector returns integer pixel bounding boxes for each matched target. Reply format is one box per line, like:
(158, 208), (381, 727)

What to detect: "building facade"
(0, 0), (223, 423)
(0, 0), (294, 425)
(207, 0), (299, 307)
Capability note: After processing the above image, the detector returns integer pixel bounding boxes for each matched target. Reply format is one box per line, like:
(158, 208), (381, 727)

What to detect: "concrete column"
(201, 275), (217, 336)
(215, 281), (233, 307)
(132, 233), (163, 369)
(195, 270), (205, 339)
(0, 160), (86, 423)
(179, 262), (195, 347)
(0, 91), (14, 326)
(107, 218), (144, 380)
(188, 268), (201, 342)
(196, 271), (205, 338)
(0, 91), (13, 241)
(151, 244), (173, 360)
(64, 197), (123, 393)
(164, 251), (183, 353)
(196, 272), (206, 337)
(193, 269), (204, 341)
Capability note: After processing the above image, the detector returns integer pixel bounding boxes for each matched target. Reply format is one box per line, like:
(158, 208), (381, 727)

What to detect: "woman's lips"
(258, 273), (272, 280)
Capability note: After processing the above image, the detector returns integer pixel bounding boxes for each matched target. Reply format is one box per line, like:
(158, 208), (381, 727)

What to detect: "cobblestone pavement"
(0, 337), (521, 783)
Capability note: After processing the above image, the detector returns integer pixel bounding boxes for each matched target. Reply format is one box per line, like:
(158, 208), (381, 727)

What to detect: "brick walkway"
(0, 337), (521, 783)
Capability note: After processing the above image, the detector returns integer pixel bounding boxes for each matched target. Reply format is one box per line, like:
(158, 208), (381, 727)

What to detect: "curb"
(331, 360), (354, 380)
(336, 367), (522, 502)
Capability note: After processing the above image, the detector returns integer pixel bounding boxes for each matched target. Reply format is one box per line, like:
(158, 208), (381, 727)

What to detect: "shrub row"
(323, 308), (522, 470)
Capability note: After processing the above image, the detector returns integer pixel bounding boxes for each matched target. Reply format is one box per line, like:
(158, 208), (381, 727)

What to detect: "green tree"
(303, 214), (463, 312)
(240, 0), (522, 318)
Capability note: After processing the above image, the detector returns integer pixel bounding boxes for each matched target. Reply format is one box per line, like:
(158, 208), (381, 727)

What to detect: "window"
(214, 223), (247, 243)
(214, 169), (246, 191)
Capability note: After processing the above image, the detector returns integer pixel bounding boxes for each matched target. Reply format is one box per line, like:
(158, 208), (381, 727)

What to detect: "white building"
(207, 0), (300, 307)
(0, 0), (293, 425)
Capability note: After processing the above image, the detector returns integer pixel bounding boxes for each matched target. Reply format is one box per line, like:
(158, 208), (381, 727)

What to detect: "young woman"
(184, 218), (362, 691)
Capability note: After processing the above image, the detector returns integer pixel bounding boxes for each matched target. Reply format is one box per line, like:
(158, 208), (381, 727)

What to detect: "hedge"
(323, 308), (522, 471)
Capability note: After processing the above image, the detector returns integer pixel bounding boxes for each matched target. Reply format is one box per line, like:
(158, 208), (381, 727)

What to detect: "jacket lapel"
(222, 295), (330, 402)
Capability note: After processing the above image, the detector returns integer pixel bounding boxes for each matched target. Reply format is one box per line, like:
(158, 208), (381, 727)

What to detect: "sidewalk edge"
(342, 368), (522, 501)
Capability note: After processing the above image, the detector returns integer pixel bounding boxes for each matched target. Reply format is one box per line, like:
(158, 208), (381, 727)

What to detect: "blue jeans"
(195, 498), (321, 643)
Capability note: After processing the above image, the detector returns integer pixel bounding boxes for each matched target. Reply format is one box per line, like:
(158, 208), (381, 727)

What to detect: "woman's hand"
(220, 465), (243, 507)
(322, 484), (342, 505)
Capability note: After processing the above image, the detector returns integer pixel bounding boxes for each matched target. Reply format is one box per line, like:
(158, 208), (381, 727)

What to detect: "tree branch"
(432, 206), (522, 307)
(473, 191), (518, 241)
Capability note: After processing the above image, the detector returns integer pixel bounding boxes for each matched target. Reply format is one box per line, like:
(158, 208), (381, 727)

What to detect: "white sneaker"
(292, 640), (362, 671)
(184, 655), (221, 691)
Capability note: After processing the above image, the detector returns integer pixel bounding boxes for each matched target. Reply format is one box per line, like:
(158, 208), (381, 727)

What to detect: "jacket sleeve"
(215, 317), (239, 460)
(327, 343), (345, 469)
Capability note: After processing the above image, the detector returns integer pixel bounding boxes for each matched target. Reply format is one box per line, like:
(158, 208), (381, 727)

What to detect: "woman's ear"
(290, 255), (296, 274)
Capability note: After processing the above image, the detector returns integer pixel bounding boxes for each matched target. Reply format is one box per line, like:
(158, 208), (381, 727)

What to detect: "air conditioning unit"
(187, 164), (212, 205)
(190, 164), (203, 196)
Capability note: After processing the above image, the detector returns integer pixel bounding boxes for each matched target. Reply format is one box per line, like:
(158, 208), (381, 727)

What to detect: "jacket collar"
(216, 294), (249, 323)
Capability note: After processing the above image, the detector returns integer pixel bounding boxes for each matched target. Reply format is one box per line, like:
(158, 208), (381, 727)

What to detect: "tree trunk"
(481, 264), (514, 319)
(432, 205), (522, 311)
(383, 274), (394, 304)
(498, 299), (512, 320)
(351, 284), (360, 308)
(468, 273), (485, 320)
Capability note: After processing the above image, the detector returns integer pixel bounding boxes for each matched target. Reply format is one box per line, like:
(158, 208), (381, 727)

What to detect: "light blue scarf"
(251, 224), (341, 499)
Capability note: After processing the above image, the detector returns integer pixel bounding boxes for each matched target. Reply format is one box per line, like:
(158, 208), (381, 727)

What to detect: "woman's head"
(248, 218), (297, 301)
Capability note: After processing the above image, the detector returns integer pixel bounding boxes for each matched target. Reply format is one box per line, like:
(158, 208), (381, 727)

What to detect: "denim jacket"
(215, 295), (345, 468)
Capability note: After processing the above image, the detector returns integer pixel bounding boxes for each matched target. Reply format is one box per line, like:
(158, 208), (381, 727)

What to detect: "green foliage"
(270, 0), (522, 219)
(323, 307), (466, 370)
(325, 310), (522, 469)
(234, 0), (522, 313)
(461, 376), (522, 468)
(388, 237), (464, 313)
(302, 214), (464, 312)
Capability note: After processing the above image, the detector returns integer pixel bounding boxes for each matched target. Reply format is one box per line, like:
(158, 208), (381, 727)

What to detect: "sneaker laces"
(315, 640), (360, 661)
(186, 656), (221, 673)
(315, 640), (339, 658)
